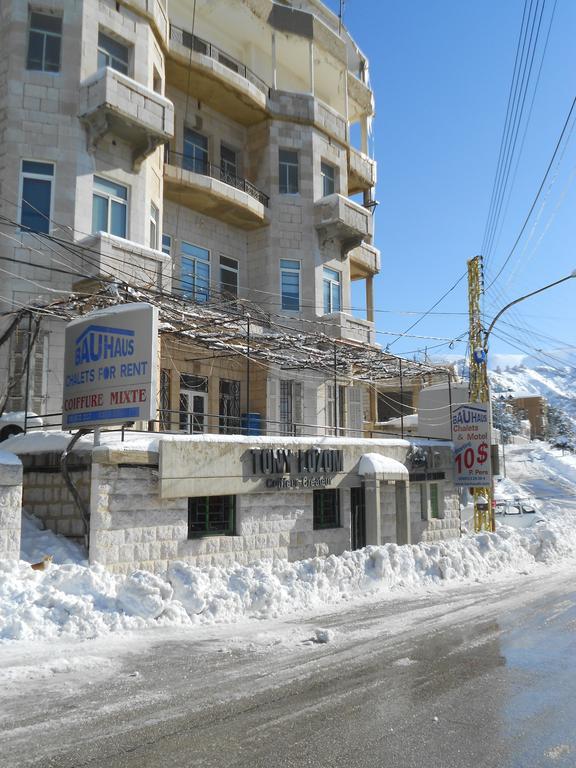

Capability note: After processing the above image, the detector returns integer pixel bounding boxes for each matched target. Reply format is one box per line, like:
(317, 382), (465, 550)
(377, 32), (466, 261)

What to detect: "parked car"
(0, 411), (43, 441)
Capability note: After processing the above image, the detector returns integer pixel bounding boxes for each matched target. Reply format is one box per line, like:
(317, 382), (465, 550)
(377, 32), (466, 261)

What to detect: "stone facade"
(0, 451), (22, 560)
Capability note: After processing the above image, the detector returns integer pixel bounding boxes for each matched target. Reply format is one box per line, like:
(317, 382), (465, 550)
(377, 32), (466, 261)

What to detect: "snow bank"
(2, 506), (576, 643)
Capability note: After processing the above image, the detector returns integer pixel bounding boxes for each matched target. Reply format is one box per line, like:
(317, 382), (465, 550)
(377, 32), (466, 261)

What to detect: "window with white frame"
(149, 203), (159, 250)
(321, 161), (336, 196)
(26, 11), (62, 72)
(220, 145), (238, 179)
(92, 176), (128, 238)
(323, 267), (341, 314)
(279, 380), (303, 436)
(279, 149), (299, 194)
(19, 161), (54, 233)
(97, 31), (129, 75)
(280, 259), (300, 311)
(220, 255), (239, 299)
(181, 242), (210, 303)
(162, 234), (172, 256)
(183, 128), (209, 175)
(419, 481), (443, 520)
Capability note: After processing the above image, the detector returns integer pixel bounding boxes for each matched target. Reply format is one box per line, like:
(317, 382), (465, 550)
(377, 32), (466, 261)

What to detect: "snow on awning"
(358, 453), (408, 480)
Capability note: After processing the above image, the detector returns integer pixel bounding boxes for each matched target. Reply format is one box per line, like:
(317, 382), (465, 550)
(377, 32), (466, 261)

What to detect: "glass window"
(220, 145), (238, 178)
(323, 267), (341, 314)
(279, 149), (299, 194)
(280, 259), (300, 311)
(181, 242), (210, 302)
(420, 485), (428, 521)
(220, 255), (238, 299)
(430, 483), (440, 519)
(26, 12), (62, 72)
(92, 176), (128, 238)
(321, 162), (335, 196)
(188, 495), (236, 537)
(149, 203), (159, 250)
(20, 161), (54, 233)
(162, 234), (172, 256)
(183, 128), (209, 174)
(313, 489), (340, 529)
(97, 32), (129, 75)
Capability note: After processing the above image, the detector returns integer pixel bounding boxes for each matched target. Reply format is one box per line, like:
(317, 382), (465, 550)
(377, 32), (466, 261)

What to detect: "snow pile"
(2, 505), (576, 642)
(20, 513), (87, 566)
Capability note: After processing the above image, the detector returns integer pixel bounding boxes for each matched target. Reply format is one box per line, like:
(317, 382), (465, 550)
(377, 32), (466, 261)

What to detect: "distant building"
(509, 394), (548, 440)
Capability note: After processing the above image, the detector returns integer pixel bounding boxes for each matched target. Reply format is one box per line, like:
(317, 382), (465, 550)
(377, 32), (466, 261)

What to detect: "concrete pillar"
(271, 33), (277, 90)
(364, 476), (381, 545)
(0, 452), (22, 560)
(361, 116), (368, 154)
(395, 480), (411, 545)
(366, 275), (374, 323)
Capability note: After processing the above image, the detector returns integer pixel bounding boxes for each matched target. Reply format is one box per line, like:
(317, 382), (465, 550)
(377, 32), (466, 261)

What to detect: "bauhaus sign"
(452, 403), (491, 487)
(62, 303), (158, 429)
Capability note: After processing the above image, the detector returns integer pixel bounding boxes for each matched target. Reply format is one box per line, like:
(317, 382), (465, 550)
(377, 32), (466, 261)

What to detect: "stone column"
(395, 480), (411, 545)
(0, 452), (22, 560)
(364, 476), (381, 545)
(366, 275), (374, 323)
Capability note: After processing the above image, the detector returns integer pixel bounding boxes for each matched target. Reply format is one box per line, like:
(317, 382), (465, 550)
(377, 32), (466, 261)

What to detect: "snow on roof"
(376, 414), (418, 428)
(358, 453), (408, 479)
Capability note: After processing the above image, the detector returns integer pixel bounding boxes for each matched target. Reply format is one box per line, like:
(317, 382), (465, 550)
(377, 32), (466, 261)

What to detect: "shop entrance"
(351, 485), (366, 550)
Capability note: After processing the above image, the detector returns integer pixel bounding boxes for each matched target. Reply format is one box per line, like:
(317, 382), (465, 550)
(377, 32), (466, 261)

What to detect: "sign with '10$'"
(452, 403), (491, 487)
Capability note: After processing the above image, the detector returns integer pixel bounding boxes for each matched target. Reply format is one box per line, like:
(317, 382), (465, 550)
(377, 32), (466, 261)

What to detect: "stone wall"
(20, 452), (89, 542)
(0, 452), (22, 560)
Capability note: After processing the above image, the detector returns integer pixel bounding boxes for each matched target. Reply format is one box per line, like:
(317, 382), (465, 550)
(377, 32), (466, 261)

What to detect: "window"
(280, 380), (303, 436)
(377, 391), (414, 422)
(183, 128), (209, 174)
(162, 234), (172, 256)
(326, 383), (347, 435)
(188, 495), (236, 537)
(27, 12), (62, 72)
(219, 379), (241, 434)
(220, 145), (238, 179)
(280, 259), (300, 311)
(19, 161), (54, 233)
(92, 176), (128, 238)
(279, 149), (299, 194)
(420, 485), (427, 521)
(180, 374), (208, 433)
(159, 368), (171, 431)
(181, 242), (210, 302)
(430, 483), (440, 519)
(323, 268), (341, 314)
(321, 162), (335, 196)
(313, 489), (340, 529)
(97, 32), (129, 75)
(149, 203), (159, 250)
(220, 255), (239, 299)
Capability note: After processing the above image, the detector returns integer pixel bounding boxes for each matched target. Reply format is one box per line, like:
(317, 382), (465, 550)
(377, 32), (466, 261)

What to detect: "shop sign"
(250, 447), (343, 489)
(62, 303), (158, 429)
(452, 403), (491, 486)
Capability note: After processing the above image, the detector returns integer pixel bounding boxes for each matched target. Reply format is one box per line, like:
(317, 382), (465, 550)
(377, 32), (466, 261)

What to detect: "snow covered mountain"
(488, 362), (576, 429)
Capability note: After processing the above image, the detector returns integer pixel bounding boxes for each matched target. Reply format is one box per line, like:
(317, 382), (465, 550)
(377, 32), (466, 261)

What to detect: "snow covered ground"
(2, 443), (576, 646)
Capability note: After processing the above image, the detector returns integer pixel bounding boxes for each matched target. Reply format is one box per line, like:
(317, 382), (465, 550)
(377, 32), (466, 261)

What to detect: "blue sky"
(325, 0), (576, 369)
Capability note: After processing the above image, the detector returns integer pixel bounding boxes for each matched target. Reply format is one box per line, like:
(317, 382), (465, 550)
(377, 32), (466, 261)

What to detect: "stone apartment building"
(0, 0), (379, 439)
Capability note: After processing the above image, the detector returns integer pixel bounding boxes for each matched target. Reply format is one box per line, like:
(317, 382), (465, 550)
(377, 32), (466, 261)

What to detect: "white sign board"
(452, 402), (491, 487)
(63, 303), (158, 429)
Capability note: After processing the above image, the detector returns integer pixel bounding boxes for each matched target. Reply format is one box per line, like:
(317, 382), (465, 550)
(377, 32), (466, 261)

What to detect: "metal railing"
(165, 149), (269, 207)
(169, 25), (269, 96)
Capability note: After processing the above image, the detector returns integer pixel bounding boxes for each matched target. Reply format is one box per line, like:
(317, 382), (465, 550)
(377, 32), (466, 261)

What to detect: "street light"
(478, 268), (576, 531)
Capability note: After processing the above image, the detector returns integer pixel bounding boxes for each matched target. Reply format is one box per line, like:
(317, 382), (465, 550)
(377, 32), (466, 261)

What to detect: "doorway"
(350, 485), (366, 550)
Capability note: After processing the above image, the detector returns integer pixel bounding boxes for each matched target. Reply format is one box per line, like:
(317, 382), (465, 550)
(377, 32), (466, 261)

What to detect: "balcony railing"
(169, 25), (269, 96)
(165, 149), (269, 207)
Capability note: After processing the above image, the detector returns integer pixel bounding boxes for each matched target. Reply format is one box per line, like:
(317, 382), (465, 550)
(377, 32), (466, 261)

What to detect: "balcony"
(269, 91), (348, 145)
(314, 194), (373, 255)
(347, 71), (374, 122)
(75, 232), (171, 291)
(120, 0), (168, 44)
(348, 147), (377, 195)
(167, 26), (268, 125)
(163, 151), (269, 230)
(350, 242), (380, 279)
(321, 312), (376, 346)
(79, 67), (174, 169)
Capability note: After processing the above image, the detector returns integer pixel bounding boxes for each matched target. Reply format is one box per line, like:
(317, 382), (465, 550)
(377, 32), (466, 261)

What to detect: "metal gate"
(351, 485), (366, 551)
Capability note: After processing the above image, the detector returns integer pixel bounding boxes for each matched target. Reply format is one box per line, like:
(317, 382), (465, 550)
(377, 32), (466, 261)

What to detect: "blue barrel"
(242, 412), (261, 435)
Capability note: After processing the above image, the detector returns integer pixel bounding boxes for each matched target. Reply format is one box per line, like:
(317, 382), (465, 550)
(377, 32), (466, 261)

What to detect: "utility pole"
(467, 255), (494, 533)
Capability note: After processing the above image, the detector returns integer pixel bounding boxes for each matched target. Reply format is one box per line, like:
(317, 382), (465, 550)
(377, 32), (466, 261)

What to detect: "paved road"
(3, 562), (576, 768)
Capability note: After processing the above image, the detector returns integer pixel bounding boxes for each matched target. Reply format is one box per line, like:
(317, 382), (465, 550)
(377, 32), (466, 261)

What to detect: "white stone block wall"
(0, 453), (23, 560)
(90, 458), (352, 574)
